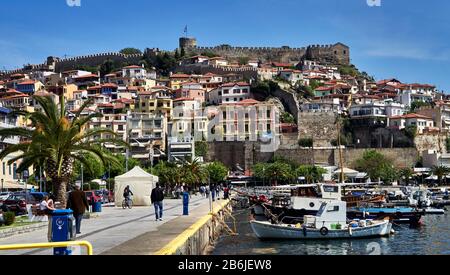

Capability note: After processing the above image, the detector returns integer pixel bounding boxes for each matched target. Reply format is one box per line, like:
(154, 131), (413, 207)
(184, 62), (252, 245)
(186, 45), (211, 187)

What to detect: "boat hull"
(250, 220), (392, 240)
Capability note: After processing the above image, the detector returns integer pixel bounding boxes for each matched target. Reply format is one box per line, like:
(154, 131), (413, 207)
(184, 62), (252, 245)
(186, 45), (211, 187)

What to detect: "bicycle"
(122, 196), (133, 209)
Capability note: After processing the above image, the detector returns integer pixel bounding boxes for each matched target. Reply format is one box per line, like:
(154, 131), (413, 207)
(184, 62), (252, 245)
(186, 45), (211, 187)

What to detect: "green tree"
(181, 158), (207, 188)
(0, 96), (125, 206)
(431, 165), (450, 186)
(398, 168), (414, 185)
(99, 59), (115, 77)
(253, 162), (293, 186)
(195, 141), (208, 158)
(152, 161), (182, 188)
(238, 57), (250, 66)
(296, 165), (326, 184)
(281, 112), (295, 124)
(298, 138), (313, 147)
(309, 79), (323, 91)
(201, 51), (220, 58)
(409, 101), (432, 113)
(379, 164), (399, 185)
(205, 161), (229, 185)
(120, 48), (142, 55)
(354, 150), (395, 183)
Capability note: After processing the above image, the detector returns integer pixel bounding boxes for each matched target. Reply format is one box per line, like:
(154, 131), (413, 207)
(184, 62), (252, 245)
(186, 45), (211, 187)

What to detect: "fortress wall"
(54, 52), (143, 72)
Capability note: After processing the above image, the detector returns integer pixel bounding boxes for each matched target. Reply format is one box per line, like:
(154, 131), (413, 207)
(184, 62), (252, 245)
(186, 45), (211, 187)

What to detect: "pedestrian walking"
(151, 183), (165, 221)
(211, 184), (216, 201)
(67, 184), (90, 235)
(205, 186), (210, 198)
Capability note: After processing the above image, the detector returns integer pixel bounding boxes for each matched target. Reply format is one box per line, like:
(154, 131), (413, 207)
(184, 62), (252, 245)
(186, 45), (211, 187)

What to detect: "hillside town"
(0, 36), (449, 189)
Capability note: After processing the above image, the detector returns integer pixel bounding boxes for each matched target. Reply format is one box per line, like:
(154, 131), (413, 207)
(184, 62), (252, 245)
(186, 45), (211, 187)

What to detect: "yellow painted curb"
(154, 199), (230, 255)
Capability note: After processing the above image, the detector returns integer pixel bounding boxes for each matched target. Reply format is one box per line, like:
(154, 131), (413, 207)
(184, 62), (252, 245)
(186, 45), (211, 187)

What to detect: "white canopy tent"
(114, 166), (159, 207)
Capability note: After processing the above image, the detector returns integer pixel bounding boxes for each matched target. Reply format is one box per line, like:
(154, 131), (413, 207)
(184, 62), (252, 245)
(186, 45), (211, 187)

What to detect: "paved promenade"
(0, 195), (224, 255)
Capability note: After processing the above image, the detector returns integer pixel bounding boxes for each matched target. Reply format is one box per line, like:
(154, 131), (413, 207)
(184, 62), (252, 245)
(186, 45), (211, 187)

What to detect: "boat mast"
(337, 116), (345, 184)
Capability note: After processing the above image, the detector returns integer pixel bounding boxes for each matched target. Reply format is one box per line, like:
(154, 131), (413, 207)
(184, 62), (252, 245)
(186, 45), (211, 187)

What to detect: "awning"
(2, 181), (38, 190)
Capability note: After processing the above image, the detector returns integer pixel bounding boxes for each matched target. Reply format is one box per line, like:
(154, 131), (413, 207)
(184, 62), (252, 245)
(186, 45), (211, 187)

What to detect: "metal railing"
(0, 241), (93, 255)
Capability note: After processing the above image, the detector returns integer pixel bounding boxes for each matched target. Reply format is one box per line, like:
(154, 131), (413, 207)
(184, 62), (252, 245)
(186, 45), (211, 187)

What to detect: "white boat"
(422, 207), (445, 215)
(250, 200), (393, 239)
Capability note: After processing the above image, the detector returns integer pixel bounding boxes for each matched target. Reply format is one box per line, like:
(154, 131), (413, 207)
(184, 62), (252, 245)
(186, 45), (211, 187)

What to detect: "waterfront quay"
(0, 196), (231, 255)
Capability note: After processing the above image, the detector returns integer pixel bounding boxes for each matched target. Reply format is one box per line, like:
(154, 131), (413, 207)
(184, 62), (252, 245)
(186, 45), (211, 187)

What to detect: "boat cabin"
(290, 184), (342, 212)
(304, 201), (347, 230)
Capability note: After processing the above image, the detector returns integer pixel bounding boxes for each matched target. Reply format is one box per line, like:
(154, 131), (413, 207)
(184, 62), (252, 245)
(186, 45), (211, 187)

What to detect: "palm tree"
(431, 165), (450, 186)
(181, 158), (206, 189)
(0, 95), (126, 207)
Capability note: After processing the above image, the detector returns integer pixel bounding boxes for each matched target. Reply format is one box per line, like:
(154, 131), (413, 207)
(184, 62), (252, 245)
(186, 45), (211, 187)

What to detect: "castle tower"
(179, 37), (197, 50)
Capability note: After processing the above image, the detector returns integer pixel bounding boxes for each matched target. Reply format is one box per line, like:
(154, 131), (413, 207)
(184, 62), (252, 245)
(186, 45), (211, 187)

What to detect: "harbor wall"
(154, 200), (232, 255)
(205, 141), (419, 170)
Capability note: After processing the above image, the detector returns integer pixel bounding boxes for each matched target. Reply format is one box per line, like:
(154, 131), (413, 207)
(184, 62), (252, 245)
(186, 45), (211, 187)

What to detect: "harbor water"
(212, 209), (450, 255)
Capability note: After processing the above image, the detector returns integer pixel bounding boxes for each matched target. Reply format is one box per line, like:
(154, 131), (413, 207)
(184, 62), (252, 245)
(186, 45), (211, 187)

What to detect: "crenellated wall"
(185, 41), (350, 65)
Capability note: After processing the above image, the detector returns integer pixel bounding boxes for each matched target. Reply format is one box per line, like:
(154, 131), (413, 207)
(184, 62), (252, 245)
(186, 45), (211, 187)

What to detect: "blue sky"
(0, 0), (449, 91)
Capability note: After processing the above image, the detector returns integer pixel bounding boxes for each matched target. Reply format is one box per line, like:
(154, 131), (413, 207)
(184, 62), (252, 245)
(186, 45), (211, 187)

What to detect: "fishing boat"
(250, 200), (393, 240)
(347, 206), (423, 225)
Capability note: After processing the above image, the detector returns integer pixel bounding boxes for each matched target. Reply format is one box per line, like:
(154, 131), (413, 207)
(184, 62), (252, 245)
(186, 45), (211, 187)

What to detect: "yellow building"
(169, 73), (191, 90)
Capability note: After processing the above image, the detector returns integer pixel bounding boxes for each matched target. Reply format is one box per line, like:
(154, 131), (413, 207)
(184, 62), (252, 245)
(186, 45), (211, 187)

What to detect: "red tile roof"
(390, 113), (432, 120)
(97, 103), (114, 108)
(17, 80), (36, 85)
(272, 62), (291, 68)
(123, 65), (143, 69)
(221, 82), (250, 88)
(102, 83), (118, 88)
(174, 97), (195, 102)
(170, 74), (191, 78)
(235, 99), (261, 106)
(73, 74), (99, 79)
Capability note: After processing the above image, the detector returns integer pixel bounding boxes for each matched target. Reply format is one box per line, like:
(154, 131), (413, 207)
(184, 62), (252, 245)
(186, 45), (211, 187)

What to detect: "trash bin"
(92, 201), (102, 213)
(50, 209), (76, 255)
(182, 191), (189, 215)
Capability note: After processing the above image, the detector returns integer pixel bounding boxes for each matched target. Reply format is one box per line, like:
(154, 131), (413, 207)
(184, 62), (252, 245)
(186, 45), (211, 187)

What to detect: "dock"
(0, 195), (232, 255)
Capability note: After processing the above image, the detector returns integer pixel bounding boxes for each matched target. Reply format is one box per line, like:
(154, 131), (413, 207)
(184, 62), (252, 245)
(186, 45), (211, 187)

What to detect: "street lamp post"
(81, 163), (84, 191)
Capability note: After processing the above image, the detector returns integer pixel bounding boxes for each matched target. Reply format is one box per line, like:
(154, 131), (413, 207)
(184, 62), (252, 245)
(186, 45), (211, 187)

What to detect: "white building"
(397, 83), (436, 107)
(389, 113), (435, 134)
(207, 82), (251, 105)
(279, 69), (303, 85)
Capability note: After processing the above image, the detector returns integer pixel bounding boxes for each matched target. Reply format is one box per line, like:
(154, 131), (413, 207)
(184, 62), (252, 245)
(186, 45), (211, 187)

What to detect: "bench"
(29, 205), (48, 222)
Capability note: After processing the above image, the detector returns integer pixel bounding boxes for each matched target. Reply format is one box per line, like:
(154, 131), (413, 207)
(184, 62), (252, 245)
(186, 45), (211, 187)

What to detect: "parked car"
(1, 192), (49, 215)
(84, 191), (102, 205)
(0, 192), (12, 206)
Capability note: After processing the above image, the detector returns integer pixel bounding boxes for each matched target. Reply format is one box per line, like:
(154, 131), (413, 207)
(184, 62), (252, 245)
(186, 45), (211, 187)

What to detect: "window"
(327, 206), (339, 212)
(9, 164), (11, 176)
(223, 111), (227, 119)
(149, 102), (155, 107)
(2, 162), (4, 175)
(223, 89), (229, 94)
(242, 89), (248, 93)
(118, 125), (124, 131)
(223, 125), (227, 134)
(267, 110), (271, 118)
(141, 103), (146, 107)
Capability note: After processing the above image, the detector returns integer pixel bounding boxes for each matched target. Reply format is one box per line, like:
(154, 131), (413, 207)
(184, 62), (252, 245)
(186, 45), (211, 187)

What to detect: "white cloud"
(366, 44), (450, 61)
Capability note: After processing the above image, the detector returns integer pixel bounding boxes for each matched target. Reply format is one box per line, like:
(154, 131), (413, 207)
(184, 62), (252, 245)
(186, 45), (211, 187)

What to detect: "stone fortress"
(179, 37), (350, 65)
(0, 36), (350, 76)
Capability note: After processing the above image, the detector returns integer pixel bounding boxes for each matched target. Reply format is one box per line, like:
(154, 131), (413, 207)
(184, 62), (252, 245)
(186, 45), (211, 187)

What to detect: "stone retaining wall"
(155, 200), (232, 255)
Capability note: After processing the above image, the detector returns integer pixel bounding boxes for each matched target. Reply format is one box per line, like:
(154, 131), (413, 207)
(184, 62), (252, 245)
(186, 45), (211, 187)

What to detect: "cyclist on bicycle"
(123, 186), (134, 205)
